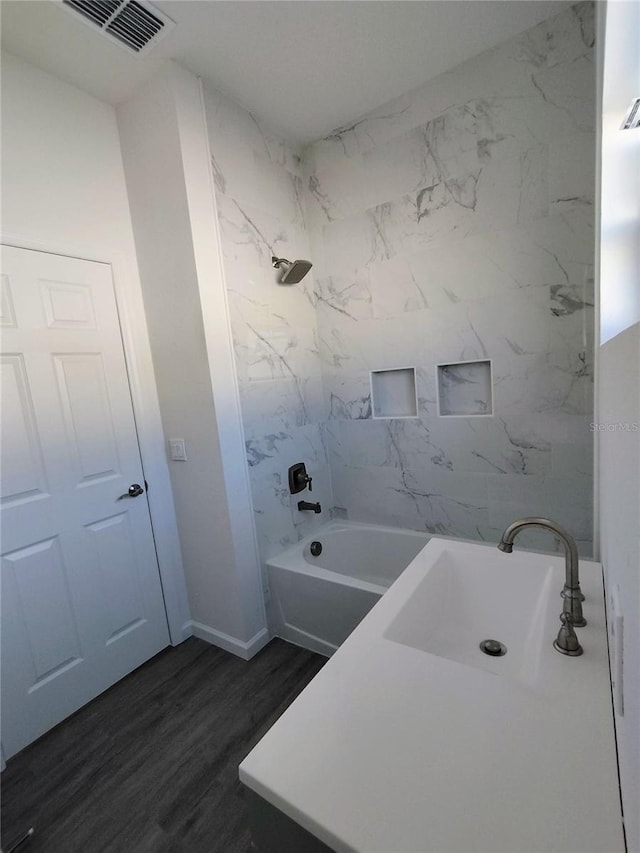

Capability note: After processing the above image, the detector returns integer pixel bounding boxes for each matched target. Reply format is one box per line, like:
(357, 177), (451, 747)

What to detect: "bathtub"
(266, 521), (430, 656)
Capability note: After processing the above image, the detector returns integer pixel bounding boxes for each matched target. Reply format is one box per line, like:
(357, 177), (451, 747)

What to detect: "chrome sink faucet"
(498, 517), (585, 656)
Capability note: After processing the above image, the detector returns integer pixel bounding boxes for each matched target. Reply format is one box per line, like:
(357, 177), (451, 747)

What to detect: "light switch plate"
(169, 438), (187, 461)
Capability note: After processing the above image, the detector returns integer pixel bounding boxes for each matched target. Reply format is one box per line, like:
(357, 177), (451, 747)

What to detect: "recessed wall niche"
(437, 360), (493, 417)
(370, 368), (418, 419)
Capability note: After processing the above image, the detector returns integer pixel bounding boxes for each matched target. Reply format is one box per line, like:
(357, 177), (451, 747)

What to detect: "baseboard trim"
(277, 623), (336, 658)
(187, 621), (271, 660)
(180, 620), (194, 643)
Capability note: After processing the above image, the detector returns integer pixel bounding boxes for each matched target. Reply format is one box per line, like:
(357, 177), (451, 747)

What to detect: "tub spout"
(298, 500), (321, 514)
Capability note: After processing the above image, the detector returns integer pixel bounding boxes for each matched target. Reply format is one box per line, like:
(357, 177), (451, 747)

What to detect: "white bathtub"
(266, 521), (430, 656)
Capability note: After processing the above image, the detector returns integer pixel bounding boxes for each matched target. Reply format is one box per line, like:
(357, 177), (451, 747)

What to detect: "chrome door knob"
(118, 483), (144, 500)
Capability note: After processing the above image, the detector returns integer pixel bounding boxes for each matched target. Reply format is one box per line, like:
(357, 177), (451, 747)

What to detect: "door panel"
(53, 353), (121, 485)
(40, 279), (97, 330)
(5, 536), (82, 686)
(0, 274), (17, 327)
(85, 510), (147, 643)
(1, 355), (49, 506)
(1, 245), (170, 758)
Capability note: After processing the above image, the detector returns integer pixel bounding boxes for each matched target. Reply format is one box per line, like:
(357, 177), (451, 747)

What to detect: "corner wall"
(117, 63), (268, 657)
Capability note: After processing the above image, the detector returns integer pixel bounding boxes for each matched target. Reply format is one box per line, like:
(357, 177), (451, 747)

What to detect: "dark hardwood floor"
(1, 637), (325, 853)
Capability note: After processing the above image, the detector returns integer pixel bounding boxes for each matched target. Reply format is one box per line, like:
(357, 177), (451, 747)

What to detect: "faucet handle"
(288, 462), (312, 494)
(554, 610), (583, 657)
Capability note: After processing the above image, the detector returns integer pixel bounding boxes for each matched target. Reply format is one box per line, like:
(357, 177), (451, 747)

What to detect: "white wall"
(598, 2), (640, 848)
(117, 63), (268, 658)
(598, 324), (640, 849)
(0, 50), (190, 643)
(600, 1), (640, 345)
(1, 50), (137, 252)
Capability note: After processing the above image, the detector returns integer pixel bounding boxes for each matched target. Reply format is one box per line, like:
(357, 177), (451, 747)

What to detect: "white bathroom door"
(0, 245), (170, 758)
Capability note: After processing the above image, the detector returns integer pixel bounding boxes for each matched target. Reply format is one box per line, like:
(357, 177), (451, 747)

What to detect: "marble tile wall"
(203, 88), (332, 562)
(303, 2), (596, 553)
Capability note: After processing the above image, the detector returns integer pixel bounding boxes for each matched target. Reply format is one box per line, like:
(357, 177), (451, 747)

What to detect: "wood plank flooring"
(1, 637), (326, 853)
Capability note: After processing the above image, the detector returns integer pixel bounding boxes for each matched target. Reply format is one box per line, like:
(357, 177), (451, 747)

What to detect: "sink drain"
(479, 639), (507, 657)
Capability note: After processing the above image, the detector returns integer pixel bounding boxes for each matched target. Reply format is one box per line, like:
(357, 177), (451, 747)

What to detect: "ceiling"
(1, 0), (569, 145)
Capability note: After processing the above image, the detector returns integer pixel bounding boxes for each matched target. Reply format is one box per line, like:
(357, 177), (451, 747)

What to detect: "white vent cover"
(621, 98), (640, 131)
(62, 0), (174, 55)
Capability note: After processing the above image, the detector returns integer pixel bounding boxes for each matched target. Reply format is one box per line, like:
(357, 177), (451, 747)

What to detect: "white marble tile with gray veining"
(305, 151), (369, 224)
(312, 272), (373, 322)
(338, 462), (491, 539)
(487, 471), (593, 546)
(510, 2), (595, 71)
(335, 420), (440, 471)
(245, 420), (329, 475)
(216, 192), (293, 267)
(250, 152), (307, 228)
(368, 255), (431, 317)
(318, 149), (555, 278)
(548, 132), (596, 215)
(240, 375), (324, 432)
(323, 372), (373, 421)
(425, 414), (553, 477)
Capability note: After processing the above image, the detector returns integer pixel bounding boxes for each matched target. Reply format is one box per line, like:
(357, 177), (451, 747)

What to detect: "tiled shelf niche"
(371, 367), (418, 419)
(437, 360), (493, 417)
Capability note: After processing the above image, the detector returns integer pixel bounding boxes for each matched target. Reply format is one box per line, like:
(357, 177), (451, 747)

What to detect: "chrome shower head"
(272, 256), (313, 284)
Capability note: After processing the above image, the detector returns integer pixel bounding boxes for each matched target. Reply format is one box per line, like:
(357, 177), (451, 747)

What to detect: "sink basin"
(240, 535), (623, 853)
(384, 545), (554, 684)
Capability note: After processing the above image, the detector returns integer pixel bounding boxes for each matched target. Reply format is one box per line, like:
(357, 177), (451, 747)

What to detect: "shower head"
(272, 256), (313, 284)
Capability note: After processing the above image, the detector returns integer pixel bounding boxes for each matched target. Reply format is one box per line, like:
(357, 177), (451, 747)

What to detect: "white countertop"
(240, 538), (624, 853)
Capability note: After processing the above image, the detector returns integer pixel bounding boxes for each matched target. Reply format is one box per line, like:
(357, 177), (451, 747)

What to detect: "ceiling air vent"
(62, 0), (174, 55)
(621, 97), (640, 131)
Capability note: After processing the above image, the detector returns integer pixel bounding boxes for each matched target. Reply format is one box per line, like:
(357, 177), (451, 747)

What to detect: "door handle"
(118, 483), (145, 500)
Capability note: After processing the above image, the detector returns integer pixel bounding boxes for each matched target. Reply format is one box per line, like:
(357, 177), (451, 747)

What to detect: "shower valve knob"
(288, 462), (313, 494)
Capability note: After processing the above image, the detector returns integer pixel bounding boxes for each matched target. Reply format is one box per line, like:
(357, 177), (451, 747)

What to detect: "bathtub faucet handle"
(288, 462), (313, 494)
